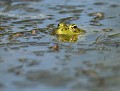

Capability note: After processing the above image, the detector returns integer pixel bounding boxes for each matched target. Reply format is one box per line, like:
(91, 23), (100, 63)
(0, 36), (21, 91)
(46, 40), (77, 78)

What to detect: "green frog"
(53, 22), (86, 42)
(55, 23), (86, 35)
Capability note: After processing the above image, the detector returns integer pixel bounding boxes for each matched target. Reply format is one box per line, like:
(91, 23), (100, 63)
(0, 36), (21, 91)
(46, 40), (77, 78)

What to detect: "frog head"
(54, 23), (86, 35)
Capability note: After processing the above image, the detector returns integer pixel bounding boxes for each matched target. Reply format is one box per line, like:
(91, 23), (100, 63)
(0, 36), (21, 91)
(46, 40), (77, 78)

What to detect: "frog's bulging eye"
(73, 25), (77, 28)
(58, 24), (60, 27)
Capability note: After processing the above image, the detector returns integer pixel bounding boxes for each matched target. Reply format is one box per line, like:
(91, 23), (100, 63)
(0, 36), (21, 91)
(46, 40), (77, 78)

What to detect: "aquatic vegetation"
(0, 27), (5, 31)
(49, 43), (59, 51)
(89, 12), (104, 20)
(108, 33), (120, 38)
(89, 12), (105, 26)
(102, 28), (113, 32)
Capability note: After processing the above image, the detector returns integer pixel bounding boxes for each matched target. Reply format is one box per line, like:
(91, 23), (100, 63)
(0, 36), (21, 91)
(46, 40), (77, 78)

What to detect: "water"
(0, 0), (120, 91)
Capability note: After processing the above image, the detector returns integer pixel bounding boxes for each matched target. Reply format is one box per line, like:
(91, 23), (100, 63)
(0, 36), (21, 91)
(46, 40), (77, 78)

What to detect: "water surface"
(0, 0), (120, 91)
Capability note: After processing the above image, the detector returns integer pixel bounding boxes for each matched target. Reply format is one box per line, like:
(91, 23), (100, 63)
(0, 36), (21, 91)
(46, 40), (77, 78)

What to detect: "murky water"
(0, 0), (120, 91)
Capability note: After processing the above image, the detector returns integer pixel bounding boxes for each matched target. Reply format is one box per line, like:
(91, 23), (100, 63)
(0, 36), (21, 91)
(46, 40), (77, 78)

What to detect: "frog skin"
(55, 22), (69, 35)
(57, 22), (68, 28)
(68, 24), (86, 35)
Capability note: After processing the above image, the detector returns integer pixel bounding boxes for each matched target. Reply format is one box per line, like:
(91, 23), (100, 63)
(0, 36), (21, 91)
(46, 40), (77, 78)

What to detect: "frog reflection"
(57, 34), (79, 43)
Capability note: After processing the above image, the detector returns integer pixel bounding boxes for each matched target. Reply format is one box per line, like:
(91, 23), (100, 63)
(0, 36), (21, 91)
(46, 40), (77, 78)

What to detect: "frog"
(53, 22), (86, 42)
(55, 22), (86, 35)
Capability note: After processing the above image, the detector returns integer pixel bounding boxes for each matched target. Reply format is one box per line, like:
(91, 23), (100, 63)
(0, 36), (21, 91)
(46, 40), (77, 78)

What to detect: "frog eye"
(73, 25), (77, 28)
(71, 25), (77, 28)
(58, 24), (60, 27)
